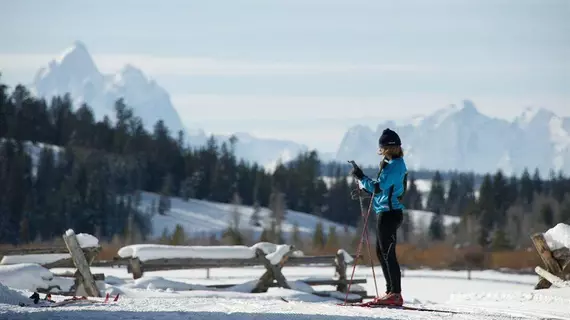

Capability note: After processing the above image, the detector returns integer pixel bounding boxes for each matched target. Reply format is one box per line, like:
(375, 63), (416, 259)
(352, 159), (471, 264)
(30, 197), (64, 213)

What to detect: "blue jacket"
(358, 157), (408, 214)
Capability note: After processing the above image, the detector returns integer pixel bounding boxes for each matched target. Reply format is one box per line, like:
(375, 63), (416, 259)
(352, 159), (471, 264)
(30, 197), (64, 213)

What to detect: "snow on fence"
(531, 223), (570, 289)
(117, 243), (366, 302)
(0, 229), (103, 297)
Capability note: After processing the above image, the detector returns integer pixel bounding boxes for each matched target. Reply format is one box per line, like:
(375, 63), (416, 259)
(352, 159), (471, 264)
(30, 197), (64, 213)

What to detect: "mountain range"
(28, 42), (570, 175)
(337, 101), (570, 175)
(31, 41), (312, 169)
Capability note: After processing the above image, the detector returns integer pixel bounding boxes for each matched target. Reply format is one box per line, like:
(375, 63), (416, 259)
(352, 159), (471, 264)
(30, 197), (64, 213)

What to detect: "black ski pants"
(375, 209), (403, 294)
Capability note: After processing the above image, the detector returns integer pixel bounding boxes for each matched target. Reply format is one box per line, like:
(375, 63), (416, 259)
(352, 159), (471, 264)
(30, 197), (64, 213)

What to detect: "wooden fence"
(531, 233), (570, 289)
(0, 231), (102, 297)
(120, 247), (368, 302)
(1, 241), (368, 302)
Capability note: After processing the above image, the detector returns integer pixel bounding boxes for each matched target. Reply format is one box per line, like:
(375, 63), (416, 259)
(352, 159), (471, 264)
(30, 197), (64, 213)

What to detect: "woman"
(350, 128), (407, 306)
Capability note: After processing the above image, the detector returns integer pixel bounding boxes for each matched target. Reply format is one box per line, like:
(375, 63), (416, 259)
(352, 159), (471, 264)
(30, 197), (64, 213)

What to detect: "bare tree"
(269, 189), (287, 243)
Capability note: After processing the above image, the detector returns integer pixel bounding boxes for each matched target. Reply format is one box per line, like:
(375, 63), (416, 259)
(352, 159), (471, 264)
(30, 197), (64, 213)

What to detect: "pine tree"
(250, 201), (262, 227)
(477, 174), (495, 247)
(402, 173), (423, 210)
(159, 227), (170, 244)
(560, 198), (570, 224)
(426, 171), (445, 214)
(492, 170), (509, 227)
(490, 228), (512, 251)
(540, 201), (555, 227)
(532, 168), (543, 195)
(291, 221), (302, 249)
(520, 168), (534, 204)
(312, 221), (326, 250)
(428, 211), (445, 241)
(170, 224), (186, 245)
(445, 175), (460, 216)
(325, 225), (339, 249)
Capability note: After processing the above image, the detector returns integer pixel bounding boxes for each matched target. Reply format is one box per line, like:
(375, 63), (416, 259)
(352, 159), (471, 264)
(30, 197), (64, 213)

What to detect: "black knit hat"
(379, 128), (401, 147)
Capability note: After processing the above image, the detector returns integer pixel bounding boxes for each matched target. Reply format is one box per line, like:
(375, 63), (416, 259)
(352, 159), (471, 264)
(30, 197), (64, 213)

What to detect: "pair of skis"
(20, 292), (120, 308)
(338, 300), (461, 314)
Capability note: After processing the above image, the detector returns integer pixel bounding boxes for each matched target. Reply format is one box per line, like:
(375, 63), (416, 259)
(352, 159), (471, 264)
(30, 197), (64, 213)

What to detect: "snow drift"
(0, 264), (54, 291)
(0, 282), (29, 306)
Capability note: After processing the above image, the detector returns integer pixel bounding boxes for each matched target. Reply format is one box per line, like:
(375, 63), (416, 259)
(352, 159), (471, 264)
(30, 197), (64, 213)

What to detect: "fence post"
(63, 230), (101, 297)
(334, 251), (347, 292)
(130, 258), (143, 279)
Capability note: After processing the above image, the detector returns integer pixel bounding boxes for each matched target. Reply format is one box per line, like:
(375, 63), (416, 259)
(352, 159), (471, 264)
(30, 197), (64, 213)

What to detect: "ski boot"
(368, 293), (403, 307)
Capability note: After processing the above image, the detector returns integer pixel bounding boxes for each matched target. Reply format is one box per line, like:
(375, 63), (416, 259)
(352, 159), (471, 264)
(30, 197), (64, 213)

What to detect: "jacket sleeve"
(359, 176), (381, 194)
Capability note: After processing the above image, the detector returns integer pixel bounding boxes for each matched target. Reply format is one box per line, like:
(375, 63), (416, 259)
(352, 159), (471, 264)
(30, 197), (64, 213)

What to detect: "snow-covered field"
(1, 263), (569, 320)
(140, 191), (458, 240)
(1, 221), (568, 319)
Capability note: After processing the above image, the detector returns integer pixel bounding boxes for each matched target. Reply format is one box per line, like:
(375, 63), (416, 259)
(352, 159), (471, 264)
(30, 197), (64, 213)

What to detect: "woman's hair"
(382, 145), (404, 158)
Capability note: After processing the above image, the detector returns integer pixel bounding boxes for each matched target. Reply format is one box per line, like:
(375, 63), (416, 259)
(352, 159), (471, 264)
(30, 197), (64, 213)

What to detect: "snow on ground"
(142, 191), (458, 241)
(2, 263), (569, 320)
(140, 191), (355, 239)
(0, 282), (29, 306)
(0, 264), (54, 292)
(406, 209), (461, 231)
(0, 263), (75, 294)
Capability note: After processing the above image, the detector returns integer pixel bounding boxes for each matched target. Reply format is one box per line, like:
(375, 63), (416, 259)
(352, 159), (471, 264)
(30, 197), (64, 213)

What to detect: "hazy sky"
(0, 0), (569, 151)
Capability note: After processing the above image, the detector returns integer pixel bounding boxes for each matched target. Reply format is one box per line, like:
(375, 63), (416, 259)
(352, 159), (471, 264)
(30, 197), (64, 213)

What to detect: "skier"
(350, 128), (407, 306)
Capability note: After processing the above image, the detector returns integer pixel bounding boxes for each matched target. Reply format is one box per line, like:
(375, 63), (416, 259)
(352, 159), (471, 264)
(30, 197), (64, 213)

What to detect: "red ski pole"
(353, 182), (380, 299)
(343, 188), (375, 305)
(343, 161), (380, 304)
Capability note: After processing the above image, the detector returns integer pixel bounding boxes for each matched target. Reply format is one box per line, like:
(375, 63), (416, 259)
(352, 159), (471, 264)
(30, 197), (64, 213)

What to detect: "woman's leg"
(377, 210), (404, 297)
(375, 215), (391, 295)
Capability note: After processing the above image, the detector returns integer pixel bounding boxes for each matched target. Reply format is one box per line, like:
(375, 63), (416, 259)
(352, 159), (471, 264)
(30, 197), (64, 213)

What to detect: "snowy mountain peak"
(53, 40), (99, 78)
(113, 64), (151, 87)
(32, 41), (186, 137)
(336, 101), (570, 174)
(515, 107), (556, 128)
(32, 41), (103, 102)
(460, 99), (478, 114)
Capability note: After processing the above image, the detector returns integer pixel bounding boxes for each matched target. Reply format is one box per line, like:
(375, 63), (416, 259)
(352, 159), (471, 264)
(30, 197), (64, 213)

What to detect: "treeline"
(405, 169), (570, 250)
(0, 78), (361, 244)
(1, 77), (569, 251)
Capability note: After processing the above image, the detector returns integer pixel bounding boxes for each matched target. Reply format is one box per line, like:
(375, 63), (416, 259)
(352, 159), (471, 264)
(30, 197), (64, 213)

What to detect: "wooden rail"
(122, 247), (366, 302)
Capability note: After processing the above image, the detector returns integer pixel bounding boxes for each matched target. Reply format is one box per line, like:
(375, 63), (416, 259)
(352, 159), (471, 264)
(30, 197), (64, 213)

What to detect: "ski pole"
(343, 161), (380, 304)
(352, 181), (380, 299)
(343, 187), (375, 305)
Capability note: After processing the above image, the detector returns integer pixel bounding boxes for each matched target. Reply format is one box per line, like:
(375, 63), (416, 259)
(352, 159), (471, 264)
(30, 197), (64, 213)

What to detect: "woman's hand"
(348, 160), (364, 179)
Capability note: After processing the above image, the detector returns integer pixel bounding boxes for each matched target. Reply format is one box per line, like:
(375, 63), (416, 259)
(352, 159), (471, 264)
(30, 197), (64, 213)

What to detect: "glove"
(350, 165), (364, 179)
